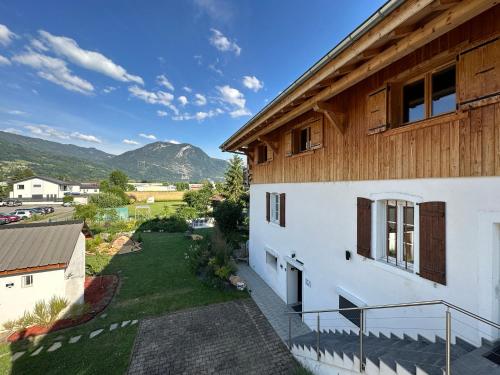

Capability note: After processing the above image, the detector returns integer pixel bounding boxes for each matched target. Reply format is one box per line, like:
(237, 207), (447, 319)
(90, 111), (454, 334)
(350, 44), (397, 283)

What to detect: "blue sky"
(0, 0), (384, 159)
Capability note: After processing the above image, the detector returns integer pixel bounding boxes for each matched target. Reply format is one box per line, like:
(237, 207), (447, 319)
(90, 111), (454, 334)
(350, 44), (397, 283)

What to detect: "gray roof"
(12, 175), (78, 186)
(0, 221), (84, 273)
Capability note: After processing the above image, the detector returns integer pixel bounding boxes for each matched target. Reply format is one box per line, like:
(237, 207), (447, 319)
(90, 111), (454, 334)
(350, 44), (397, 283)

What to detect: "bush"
(74, 203), (99, 222)
(90, 192), (127, 208)
(63, 195), (74, 204)
(175, 205), (198, 221)
(3, 296), (68, 330)
(213, 200), (243, 236)
(137, 216), (188, 233)
(86, 235), (103, 254)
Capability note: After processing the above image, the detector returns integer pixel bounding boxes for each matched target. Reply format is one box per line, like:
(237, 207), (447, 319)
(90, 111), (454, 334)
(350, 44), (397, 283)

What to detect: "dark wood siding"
(279, 193), (286, 227)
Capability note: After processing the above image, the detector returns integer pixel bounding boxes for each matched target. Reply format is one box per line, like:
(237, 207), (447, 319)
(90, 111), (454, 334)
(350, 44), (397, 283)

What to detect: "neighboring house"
(188, 183), (203, 191)
(80, 182), (100, 195)
(9, 176), (80, 201)
(221, 0), (500, 363)
(132, 183), (176, 192)
(0, 221), (85, 326)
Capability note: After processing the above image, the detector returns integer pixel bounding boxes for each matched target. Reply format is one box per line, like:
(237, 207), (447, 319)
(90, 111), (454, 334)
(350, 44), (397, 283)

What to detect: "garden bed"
(7, 275), (118, 342)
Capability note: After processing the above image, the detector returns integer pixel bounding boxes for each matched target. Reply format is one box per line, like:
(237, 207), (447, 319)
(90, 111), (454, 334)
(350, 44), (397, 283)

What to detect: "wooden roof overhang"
(0, 263), (67, 277)
(220, 0), (497, 153)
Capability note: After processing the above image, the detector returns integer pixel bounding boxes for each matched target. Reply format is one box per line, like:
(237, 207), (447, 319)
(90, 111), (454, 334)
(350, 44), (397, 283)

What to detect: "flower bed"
(8, 275), (118, 342)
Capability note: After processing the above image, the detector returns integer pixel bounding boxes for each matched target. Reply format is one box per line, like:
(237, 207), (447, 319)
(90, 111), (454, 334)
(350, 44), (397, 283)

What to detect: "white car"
(10, 210), (32, 219)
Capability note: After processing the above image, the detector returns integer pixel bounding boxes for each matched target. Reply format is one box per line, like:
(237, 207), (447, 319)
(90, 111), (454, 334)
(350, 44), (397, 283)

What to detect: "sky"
(0, 0), (385, 159)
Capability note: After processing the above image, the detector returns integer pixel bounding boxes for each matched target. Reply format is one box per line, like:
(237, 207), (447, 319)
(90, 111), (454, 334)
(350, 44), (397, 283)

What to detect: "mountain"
(0, 131), (228, 182)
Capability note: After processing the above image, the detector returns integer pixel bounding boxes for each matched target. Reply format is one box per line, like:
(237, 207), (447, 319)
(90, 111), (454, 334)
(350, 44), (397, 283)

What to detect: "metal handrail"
(286, 299), (500, 374)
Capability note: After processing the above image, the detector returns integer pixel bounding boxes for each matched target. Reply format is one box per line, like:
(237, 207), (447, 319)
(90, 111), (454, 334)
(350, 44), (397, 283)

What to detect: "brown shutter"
(388, 82), (402, 128)
(310, 118), (323, 149)
(357, 197), (372, 258)
(266, 192), (270, 222)
(458, 38), (499, 104)
(284, 131), (293, 157)
(367, 86), (388, 132)
(419, 201), (446, 285)
(279, 193), (286, 227)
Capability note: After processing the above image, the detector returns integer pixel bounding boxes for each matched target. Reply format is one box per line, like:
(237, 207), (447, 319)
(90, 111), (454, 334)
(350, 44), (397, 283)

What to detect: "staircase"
(291, 329), (500, 374)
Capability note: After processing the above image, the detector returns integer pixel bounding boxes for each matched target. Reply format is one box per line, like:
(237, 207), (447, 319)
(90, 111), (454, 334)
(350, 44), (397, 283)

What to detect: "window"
(403, 79), (425, 123)
(257, 144), (268, 164)
(399, 64), (456, 126)
(17, 184), (24, 190)
(269, 193), (280, 224)
(33, 184), (42, 188)
(22, 275), (33, 288)
(382, 200), (415, 270)
(431, 65), (456, 116)
(266, 251), (278, 271)
(293, 126), (311, 154)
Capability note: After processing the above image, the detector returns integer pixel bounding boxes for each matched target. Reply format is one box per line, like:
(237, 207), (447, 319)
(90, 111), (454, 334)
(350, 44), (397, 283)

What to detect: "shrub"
(62, 195), (74, 204)
(137, 216), (188, 233)
(90, 192), (126, 208)
(74, 203), (99, 222)
(175, 205), (198, 221)
(86, 235), (103, 254)
(213, 200), (243, 236)
(3, 296), (68, 330)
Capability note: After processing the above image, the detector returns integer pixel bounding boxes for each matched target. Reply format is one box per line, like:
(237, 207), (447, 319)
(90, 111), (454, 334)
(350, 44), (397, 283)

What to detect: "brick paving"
(127, 299), (298, 375)
(237, 264), (311, 343)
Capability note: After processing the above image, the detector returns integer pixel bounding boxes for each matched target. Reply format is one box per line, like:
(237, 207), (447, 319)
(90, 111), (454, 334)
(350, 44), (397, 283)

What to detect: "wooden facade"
(247, 8), (500, 185)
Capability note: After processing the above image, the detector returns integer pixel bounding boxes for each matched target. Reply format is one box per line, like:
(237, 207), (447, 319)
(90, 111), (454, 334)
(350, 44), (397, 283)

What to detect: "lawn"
(0, 231), (247, 375)
(127, 200), (184, 218)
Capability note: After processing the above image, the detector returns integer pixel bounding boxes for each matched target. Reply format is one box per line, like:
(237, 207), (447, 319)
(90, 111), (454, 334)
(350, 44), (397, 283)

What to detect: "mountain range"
(0, 131), (228, 182)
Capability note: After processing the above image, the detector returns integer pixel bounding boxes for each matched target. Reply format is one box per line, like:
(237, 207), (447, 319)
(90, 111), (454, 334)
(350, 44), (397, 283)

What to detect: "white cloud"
(183, 86), (192, 93)
(172, 108), (223, 122)
(30, 39), (49, 52)
(229, 108), (252, 118)
(178, 96), (188, 106)
(0, 24), (16, 46)
(157, 110), (168, 117)
(139, 133), (157, 140)
(193, 0), (233, 23)
(156, 74), (174, 91)
(217, 85), (245, 108)
(25, 124), (70, 140)
(39, 30), (143, 84)
(0, 54), (10, 66)
(128, 85), (178, 114)
(208, 62), (223, 76)
(193, 55), (202, 65)
(209, 29), (241, 56)
(166, 139), (180, 144)
(123, 139), (139, 145)
(242, 75), (263, 92)
(6, 110), (26, 115)
(71, 131), (102, 143)
(2, 127), (22, 134)
(12, 52), (94, 94)
(194, 93), (207, 106)
(102, 86), (116, 94)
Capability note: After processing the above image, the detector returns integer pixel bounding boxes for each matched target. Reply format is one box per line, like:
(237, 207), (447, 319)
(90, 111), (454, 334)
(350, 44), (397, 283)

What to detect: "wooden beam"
(313, 102), (346, 134)
(233, 0), (496, 148)
(389, 24), (417, 39)
(360, 47), (383, 59)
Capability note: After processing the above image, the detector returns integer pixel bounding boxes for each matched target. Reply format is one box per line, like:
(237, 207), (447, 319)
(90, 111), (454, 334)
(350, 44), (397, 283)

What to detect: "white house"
(222, 1), (500, 372)
(0, 221), (86, 326)
(131, 182), (176, 192)
(79, 182), (100, 195)
(10, 176), (80, 201)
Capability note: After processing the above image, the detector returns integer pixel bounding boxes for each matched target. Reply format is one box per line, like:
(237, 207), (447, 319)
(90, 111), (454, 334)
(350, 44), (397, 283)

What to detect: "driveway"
(127, 299), (298, 375)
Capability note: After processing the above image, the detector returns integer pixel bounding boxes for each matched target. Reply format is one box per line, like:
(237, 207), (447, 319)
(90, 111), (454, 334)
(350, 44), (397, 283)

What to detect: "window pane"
(386, 202), (397, 259)
(403, 79), (425, 123)
(403, 204), (414, 264)
(432, 65), (456, 116)
(299, 127), (310, 152)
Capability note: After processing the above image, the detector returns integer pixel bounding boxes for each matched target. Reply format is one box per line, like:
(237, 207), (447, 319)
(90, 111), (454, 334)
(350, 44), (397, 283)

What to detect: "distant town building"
(188, 183), (203, 191)
(129, 182), (176, 192)
(10, 176), (80, 201)
(80, 182), (100, 195)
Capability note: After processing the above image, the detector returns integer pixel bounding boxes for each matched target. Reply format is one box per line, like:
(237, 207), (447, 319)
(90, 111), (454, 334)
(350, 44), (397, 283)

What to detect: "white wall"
(64, 233), (86, 305)
(249, 177), (500, 346)
(11, 178), (60, 199)
(0, 269), (66, 325)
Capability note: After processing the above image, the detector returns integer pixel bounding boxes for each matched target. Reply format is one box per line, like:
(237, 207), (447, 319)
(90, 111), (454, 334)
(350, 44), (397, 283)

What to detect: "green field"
(1, 231), (246, 375)
(126, 200), (184, 218)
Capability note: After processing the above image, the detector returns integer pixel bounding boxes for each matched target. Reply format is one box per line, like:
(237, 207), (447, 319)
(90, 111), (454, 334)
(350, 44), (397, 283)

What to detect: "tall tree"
(223, 155), (245, 203)
(108, 170), (128, 190)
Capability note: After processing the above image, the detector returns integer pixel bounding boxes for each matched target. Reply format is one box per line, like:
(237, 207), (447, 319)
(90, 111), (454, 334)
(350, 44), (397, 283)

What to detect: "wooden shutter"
(284, 131), (293, 157)
(265, 192), (270, 222)
(279, 193), (286, 227)
(419, 201), (446, 285)
(458, 38), (499, 104)
(367, 86), (388, 133)
(266, 145), (274, 161)
(388, 82), (402, 128)
(357, 197), (372, 258)
(310, 118), (323, 149)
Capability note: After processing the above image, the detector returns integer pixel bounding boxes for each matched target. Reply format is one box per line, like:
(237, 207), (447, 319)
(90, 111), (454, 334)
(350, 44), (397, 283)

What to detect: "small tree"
(213, 200), (243, 236)
(62, 195), (74, 204)
(174, 182), (189, 191)
(90, 192), (125, 208)
(74, 204), (98, 222)
(183, 183), (214, 216)
(109, 170), (128, 190)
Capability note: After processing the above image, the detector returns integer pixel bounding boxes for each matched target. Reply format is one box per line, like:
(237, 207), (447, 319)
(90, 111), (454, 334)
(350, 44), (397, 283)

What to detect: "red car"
(0, 214), (21, 223)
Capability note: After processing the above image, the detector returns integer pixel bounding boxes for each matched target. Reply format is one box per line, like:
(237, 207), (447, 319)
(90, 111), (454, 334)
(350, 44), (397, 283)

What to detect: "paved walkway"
(237, 264), (311, 343)
(127, 299), (297, 375)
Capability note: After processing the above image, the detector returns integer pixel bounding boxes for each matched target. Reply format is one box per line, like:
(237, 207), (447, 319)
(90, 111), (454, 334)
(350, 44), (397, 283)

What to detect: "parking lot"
(0, 204), (75, 224)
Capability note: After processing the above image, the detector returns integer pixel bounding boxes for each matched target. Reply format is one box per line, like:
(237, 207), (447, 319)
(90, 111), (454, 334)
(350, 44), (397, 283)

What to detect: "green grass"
(127, 200), (184, 218)
(1, 231), (246, 375)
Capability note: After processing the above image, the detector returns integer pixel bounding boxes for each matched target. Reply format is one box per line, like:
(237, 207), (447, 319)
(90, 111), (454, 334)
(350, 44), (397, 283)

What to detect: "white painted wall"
(0, 269), (66, 325)
(249, 177), (500, 346)
(64, 233), (86, 305)
(10, 178), (80, 199)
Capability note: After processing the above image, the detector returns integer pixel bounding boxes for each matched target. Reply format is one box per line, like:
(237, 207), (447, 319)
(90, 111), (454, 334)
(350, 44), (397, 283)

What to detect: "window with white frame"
(22, 274), (33, 288)
(266, 251), (278, 271)
(270, 193), (280, 224)
(17, 184), (24, 190)
(381, 200), (415, 271)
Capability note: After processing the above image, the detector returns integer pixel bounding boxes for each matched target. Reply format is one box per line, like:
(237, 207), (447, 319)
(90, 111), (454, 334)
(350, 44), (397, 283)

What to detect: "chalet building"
(222, 0), (500, 373)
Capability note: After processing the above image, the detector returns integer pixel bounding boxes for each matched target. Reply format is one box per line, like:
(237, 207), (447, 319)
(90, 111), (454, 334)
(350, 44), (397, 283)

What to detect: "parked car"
(6, 199), (22, 207)
(0, 214), (21, 223)
(42, 206), (55, 213)
(62, 201), (74, 207)
(0, 217), (8, 225)
(0, 199), (6, 207)
(10, 210), (32, 219)
(29, 207), (47, 215)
